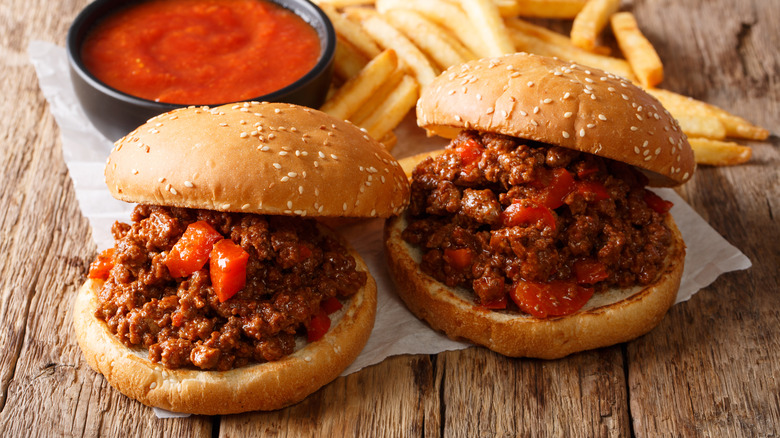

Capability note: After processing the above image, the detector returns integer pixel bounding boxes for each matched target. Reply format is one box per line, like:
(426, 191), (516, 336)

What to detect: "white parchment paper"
(29, 41), (751, 416)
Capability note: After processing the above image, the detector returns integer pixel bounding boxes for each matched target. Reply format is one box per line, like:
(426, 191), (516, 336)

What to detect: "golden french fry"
(398, 149), (441, 178)
(458, 0), (515, 56)
(379, 131), (398, 151)
(320, 49), (398, 120)
(376, 0), (492, 59)
(383, 9), (474, 70)
(646, 88), (770, 141)
(689, 138), (752, 166)
(610, 12), (664, 88)
(507, 26), (636, 81)
(320, 4), (382, 59)
(507, 0), (587, 18)
(674, 115), (726, 140)
(493, 0), (521, 16)
(360, 74), (420, 141)
(350, 69), (405, 125)
(345, 8), (439, 86)
(333, 36), (369, 80)
(570, 0), (620, 51)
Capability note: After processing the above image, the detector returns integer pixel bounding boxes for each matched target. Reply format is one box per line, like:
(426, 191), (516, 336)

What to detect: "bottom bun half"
(384, 213), (685, 359)
(74, 238), (377, 415)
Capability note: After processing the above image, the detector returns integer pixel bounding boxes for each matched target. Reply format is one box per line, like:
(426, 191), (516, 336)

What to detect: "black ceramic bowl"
(67, 0), (336, 141)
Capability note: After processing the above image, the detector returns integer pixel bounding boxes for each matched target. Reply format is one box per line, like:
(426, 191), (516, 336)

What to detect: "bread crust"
(416, 53), (695, 187)
(105, 102), (409, 218)
(74, 226), (377, 414)
(384, 213), (685, 359)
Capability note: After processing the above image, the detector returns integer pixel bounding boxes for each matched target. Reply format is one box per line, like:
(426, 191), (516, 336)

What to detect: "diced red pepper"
(574, 259), (609, 284)
(576, 180), (610, 202)
(171, 312), (184, 328)
(209, 239), (250, 302)
(297, 244), (312, 262)
(510, 279), (594, 318)
(165, 221), (223, 278)
(88, 248), (115, 280)
(501, 200), (557, 231)
(307, 310), (331, 342)
(643, 190), (674, 214)
(457, 138), (484, 167)
(443, 248), (473, 270)
(535, 168), (576, 209)
(480, 295), (507, 310)
(576, 162), (600, 179)
(320, 297), (343, 314)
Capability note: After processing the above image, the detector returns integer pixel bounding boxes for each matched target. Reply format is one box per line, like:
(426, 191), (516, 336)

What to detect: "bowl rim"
(66, 0), (336, 110)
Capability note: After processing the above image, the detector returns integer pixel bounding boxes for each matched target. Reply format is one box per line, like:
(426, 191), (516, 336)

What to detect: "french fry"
(610, 12), (664, 88)
(458, 0), (515, 56)
(570, 0), (620, 51)
(376, 0), (492, 59)
(384, 9), (474, 70)
(320, 49), (398, 121)
(689, 138), (752, 166)
(333, 36), (369, 80)
(360, 74), (420, 142)
(345, 8), (439, 86)
(398, 149), (441, 178)
(350, 69), (405, 125)
(378, 131), (398, 151)
(646, 88), (770, 140)
(493, 0), (522, 16)
(507, 26), (637, 81)
(507, 0), (587, 19)
(674, 115), (726, 140)
(319, 4), (382, 59)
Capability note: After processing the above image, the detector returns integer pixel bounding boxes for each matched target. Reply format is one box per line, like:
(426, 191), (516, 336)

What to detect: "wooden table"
(1, 0), (777, 436)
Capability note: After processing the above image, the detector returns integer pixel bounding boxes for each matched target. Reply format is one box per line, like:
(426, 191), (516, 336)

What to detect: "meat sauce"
(90, 205), (365, 371)
(402, 131), (673, 318)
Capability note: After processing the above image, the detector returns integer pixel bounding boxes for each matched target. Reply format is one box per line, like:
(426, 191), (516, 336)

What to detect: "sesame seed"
(562, 131), (570, 138)
(608, 87), (616, 92)
(563, 92), (571, 99)
(598, 114), (607, 121)
(644, 155), (653, 161)
(287, 201), (293, 209)
(531, 120), (539, 126)
(519, 110), (528, 116)
(313, 161), (319, 168)
(319, 151), (326, 158)
(643, 150), (650, 156)
(486, 107), (494, 114)
(170, 187), (177, 195)
(288, 172), (298, 177)
(260, 146), (270, 152)
(533, 106), (540, 114)
(454, 115), (462, 122)
(579, 129), (585, 137)
(543, 98), (552, 104)
(342, 203), (347, 211)
(630, 126), (639, 131)
(274, 108), (281, 114)
(587, 123), (595, 128)
(272, 163), (282, 169)
(281, 176), (289, 182)
(636, 114), (643, 121)
(634, 146), (641, 154)
(554, 71), (563, 76)
(132, 169), (138, 175)
(655, 148), (662, 155)
(330, 154), (338, 160)
(268, 133), (276, 139)
(242, 204), (250, 210)
(476, 93), (482, 100)
(218, 123), (227, 127)
(158, 177), (165, 183)
(621, 94), (629, 100)
(527, 81), (534, 87)
(643, 140), (649, 148)
(370, 209), (376, 216)
(564, 112), (573, 118)
(668, 137), (675, 144)
(184, 181), (194, 188)
(501, 110), (508, 117)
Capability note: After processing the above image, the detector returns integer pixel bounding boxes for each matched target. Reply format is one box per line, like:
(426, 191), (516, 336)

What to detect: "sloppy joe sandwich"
(385, 53), (695, 359)
(75, 102), (409, 414)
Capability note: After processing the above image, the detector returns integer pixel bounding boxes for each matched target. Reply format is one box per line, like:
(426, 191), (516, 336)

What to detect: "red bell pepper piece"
(209, 239), (249, 302)
(88, 248), (115, 280)
(457, 138), (484, 167)
(535, 168), (576, 209)
(320, 297), (343, 314)
(643, 190), (674, 214)
(165, 221), (223, 278)
(573, 259), (609, 284)
(576, 180), (610, 202)
(501, 200), (557, 231)
(307, 310), (331, 342)
(510, 279), (594, 318)
(443, 248), (473, 270)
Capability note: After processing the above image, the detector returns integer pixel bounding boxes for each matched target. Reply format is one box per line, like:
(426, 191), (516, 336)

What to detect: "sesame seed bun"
(416, 53), (695, 186)
(75, 224), (377, 415)
(384, 212), (685, 359)
(106, 102), (409, 217)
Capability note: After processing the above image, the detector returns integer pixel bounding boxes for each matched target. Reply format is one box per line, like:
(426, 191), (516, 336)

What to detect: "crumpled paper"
(29, 40), (751, 417)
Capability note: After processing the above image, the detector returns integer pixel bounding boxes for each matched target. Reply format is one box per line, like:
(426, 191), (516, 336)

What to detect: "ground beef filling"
(402, 130), (672, 313)
(96, 205), (367, 371)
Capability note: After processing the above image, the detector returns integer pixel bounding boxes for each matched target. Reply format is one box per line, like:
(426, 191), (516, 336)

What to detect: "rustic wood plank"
(437, 347), (629, 437)
(219, 355), (440, 437)
(626, 0), (780, 436)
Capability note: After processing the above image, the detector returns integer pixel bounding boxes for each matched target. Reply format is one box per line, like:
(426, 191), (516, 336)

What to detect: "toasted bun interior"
(416, 53), (695, 186)
(105, 102), (409, 218)
(74, 227), (377, 415)
(384, 213), (685, 359)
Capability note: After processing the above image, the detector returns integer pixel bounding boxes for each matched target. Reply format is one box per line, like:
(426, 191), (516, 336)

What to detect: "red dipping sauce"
(81, 0), (321, 104)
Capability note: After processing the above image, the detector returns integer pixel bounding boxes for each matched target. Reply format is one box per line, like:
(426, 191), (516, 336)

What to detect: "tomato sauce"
(81, 0), (321, 104)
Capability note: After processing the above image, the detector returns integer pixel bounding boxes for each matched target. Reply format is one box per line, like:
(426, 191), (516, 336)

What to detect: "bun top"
(417, 53), (695, 186)
(106, 102), (409, 217)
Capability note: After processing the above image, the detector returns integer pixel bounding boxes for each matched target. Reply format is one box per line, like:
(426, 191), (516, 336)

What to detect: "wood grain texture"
(0, 0), (777, 436)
